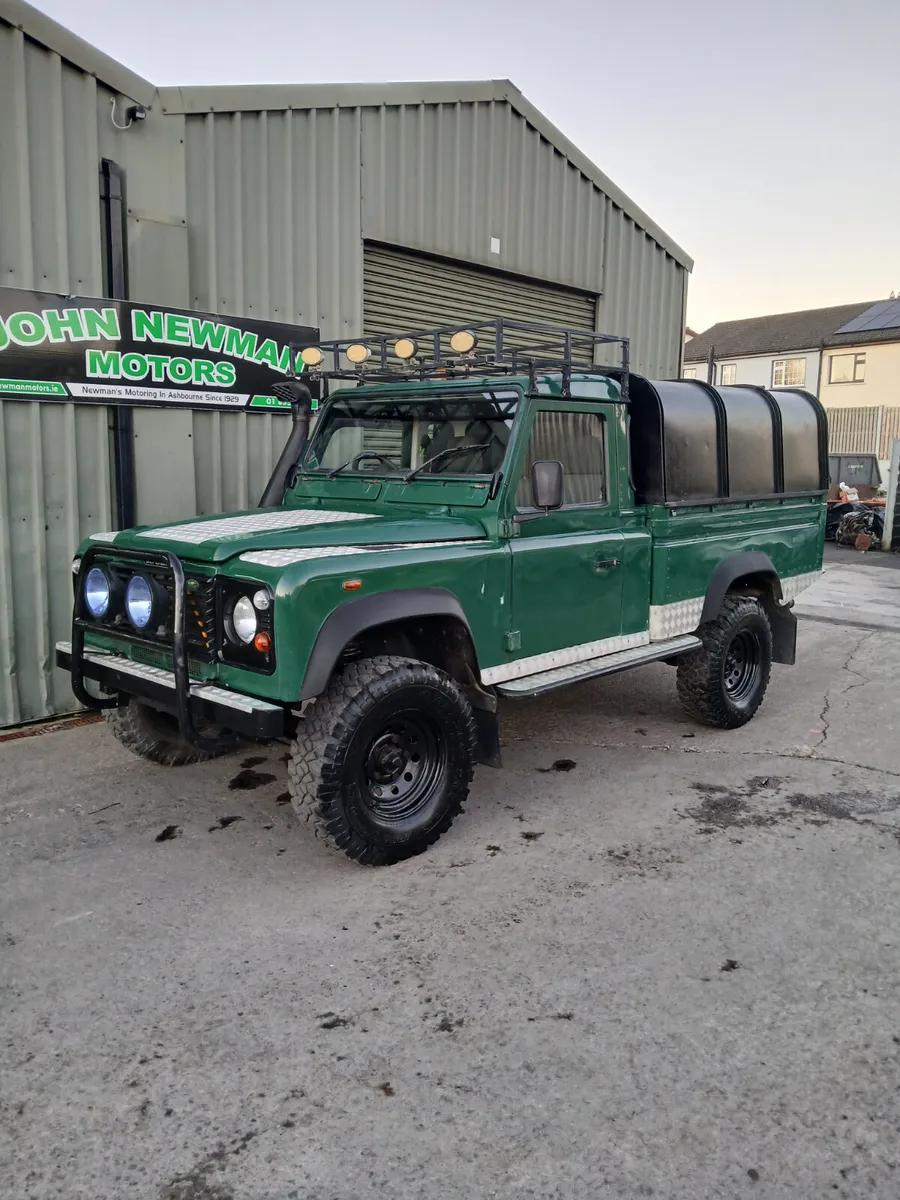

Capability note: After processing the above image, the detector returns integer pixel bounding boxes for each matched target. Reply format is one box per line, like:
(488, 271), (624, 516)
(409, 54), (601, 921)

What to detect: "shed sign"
(0, 288), (318, 412)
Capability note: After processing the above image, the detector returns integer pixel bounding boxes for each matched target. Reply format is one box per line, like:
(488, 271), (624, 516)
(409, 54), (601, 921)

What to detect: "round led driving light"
(449, 329), (478, 354)
(252, 589), (271, 612)
(84, 566), (111, 618)
(393, 337), (418, 360)
(232, 595), (258, 645)
(300, 346), (324, 368)
(345, 343), (371, 365)
(125, 574), (154, 629)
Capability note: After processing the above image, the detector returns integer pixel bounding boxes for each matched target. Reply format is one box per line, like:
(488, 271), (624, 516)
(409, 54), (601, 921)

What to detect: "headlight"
(84, 567), (111, 617)
(231, 596), (258, 644)
(125, 575), (155, 629)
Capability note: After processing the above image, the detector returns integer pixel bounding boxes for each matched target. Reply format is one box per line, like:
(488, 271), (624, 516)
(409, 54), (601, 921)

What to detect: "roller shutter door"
(363, 244), (596, 339)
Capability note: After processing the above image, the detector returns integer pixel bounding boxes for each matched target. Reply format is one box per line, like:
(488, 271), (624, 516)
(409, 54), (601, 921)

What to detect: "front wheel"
(287, 656), (477, 865)
(676, 595), (772, 729)
(106, 699), (238, 766)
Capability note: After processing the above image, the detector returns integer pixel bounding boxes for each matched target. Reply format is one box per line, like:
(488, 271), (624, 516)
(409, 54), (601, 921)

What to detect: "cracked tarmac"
(813, 630), (875, 756)
(2, 563), (900, 1200)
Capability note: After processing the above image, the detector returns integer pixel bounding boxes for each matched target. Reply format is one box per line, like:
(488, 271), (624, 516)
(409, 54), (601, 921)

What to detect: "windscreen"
(300, 390), (520, 477)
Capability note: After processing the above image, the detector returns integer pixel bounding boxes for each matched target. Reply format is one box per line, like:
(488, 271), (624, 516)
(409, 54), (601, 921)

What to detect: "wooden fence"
(826, 406), (900, 458)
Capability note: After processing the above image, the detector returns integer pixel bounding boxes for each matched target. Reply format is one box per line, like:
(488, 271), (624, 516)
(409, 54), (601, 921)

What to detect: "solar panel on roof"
(835, 300), (900, 335)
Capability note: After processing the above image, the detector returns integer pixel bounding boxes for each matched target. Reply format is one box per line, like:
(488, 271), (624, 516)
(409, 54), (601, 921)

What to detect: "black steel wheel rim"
(723, 629), (762, 703)
(358, 712), (447, 824)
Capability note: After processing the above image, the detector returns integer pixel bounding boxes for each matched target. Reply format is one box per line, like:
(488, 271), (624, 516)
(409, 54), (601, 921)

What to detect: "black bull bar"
(63, 544), (284, 751)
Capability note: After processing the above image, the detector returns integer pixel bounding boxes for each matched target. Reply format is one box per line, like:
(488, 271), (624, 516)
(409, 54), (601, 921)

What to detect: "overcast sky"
(29, 0), (900, 332)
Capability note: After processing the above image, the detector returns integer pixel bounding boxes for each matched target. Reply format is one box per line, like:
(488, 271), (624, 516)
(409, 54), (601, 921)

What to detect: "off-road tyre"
(676, 595), (773, 729)
(288, 656), (477, 865)
(106, 699), (236, 766)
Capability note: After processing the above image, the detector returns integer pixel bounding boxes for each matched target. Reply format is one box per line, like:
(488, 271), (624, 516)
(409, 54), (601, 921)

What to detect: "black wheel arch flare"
(700, 552), (797, 666)
(300, 587), (476, 701)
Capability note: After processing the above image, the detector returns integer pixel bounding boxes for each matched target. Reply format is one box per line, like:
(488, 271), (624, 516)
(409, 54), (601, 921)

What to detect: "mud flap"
(472, 706), (502, 769)
(770, 603), (798, 665)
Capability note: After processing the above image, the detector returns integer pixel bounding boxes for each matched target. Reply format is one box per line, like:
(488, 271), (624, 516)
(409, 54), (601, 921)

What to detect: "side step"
(495, 634), (701, 698)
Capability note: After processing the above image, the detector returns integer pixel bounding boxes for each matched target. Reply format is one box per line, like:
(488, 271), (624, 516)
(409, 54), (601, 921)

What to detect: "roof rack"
(290, 318), (630, 402)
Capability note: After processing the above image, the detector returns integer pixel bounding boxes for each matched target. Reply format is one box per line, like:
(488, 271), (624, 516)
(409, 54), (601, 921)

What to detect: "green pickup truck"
(59, 320), (827, 865)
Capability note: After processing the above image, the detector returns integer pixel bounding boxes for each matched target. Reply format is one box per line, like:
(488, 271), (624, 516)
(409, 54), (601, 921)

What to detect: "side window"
(516, 410), (607, 509)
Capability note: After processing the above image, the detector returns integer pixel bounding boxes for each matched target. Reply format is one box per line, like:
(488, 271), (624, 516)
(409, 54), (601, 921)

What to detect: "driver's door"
(504, 404), (625, 675)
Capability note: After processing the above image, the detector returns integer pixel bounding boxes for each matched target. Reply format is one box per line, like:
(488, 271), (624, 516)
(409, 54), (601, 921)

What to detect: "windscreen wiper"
(327, 452), (400, 479)
(403, 445), (481, 482)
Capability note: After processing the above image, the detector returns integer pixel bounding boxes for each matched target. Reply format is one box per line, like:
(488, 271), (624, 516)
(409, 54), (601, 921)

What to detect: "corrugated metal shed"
(164, 80), (691, 374)
(0, 0), (692, 726)
(362, 245), (597, 342)
(0, 6), (150, 295)
(0, 399), (113, 724)
(0, 1), (140, 725)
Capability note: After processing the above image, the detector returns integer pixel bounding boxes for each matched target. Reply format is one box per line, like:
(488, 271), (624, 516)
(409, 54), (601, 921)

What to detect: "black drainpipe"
(815, 337), (826, 398)
(100, 159), (136, 530)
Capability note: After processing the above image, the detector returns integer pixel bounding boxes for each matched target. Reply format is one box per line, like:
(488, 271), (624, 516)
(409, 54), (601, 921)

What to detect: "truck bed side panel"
(647, 498), (826, 611)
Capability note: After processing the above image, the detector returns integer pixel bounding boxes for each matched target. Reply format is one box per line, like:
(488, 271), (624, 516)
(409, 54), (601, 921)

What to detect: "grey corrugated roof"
(3, 1), (692, 271)
(1, 0), (155, 103)
(156, 79), (692, 270)
(685, 300), (899, 361)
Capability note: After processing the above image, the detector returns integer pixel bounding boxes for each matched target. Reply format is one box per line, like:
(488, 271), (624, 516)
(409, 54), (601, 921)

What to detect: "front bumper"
(55, 641), (285, 741)
(69, 542), (287, 751)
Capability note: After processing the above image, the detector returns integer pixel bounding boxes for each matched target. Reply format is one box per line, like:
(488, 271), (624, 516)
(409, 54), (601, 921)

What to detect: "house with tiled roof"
(684, 300), (900, 459)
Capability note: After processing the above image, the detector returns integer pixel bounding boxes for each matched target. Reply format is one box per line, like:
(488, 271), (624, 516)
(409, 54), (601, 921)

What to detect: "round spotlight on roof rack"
(393, 337), (418, 360)
(450, 329), (478, 354)
(345, 343), (371, 365)
(300, 346), (324, 368)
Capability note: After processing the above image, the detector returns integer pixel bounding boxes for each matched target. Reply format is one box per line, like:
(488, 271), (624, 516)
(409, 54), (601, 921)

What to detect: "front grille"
(166, 572), (217, 657)
(130, 644), (208, 677)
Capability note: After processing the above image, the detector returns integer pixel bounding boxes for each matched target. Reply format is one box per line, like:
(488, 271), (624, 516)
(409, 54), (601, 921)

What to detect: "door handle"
(593, 558), (621, 572)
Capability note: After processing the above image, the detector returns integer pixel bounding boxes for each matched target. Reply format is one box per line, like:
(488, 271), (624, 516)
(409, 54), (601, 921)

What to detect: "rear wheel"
(106, 699), (237, 766)
(288, 656), (477, 865)
(676, 595), (772, 729)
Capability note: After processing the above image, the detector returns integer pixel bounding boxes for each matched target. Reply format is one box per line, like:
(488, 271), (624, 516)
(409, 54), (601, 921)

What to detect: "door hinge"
(498, 518), (517, 539)
(504, 630), (522, 653)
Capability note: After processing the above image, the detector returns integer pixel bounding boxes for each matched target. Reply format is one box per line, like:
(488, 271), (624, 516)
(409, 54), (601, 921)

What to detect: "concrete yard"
(2, 560), (900, 1200)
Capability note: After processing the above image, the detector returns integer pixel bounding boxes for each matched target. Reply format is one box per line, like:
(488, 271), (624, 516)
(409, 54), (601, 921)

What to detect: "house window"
(829, 353), (866, 384)
(772, 358), (806, 387)
(719, 363), (736, 385)
(683, 367), (697, 379)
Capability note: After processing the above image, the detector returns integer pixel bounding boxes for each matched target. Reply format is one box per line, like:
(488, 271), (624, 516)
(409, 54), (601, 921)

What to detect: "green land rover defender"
(58, 320), (827, 865)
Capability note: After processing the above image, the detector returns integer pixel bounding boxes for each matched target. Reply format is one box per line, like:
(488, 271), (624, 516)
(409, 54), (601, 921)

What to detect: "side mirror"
(531, 460), (564, 512)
